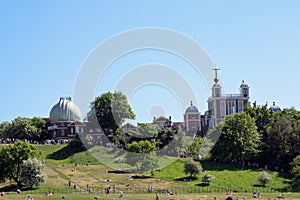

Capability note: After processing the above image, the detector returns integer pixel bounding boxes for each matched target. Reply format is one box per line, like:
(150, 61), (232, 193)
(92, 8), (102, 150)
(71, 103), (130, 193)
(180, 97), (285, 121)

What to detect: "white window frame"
(191, 122), (196, 129)
(238, 100), (244, 112)
(228, 101), (236, 115)
(220, 100), (226, 117)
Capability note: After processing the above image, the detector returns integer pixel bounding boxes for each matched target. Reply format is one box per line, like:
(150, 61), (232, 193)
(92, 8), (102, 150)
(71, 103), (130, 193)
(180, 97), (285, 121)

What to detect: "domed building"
(183, 101), (200, 135)
(270, 102), (281, 112)
(47, 97), (85, 141)
(50, 97), (82, 122)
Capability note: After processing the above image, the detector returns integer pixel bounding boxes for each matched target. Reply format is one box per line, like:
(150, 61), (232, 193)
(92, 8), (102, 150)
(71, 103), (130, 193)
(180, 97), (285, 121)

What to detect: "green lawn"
(0, 144), (299, 199)
(155, 159), (291, 193)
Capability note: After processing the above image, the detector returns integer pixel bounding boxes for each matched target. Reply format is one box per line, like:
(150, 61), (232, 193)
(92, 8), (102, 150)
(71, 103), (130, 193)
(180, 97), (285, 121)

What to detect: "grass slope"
(0, 144), (299, 200)
(155, 159), (291, 193)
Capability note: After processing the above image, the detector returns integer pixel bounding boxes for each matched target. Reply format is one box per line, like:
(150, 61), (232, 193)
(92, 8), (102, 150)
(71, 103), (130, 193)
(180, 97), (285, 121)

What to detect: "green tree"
(126, 140), (157, 172)
(160, 128), (190, 157)
(86, 91), (135, 135)
(291, 154), (300, 190)
(186, 137), (203, 158)
(245, 102), (275, 164)
(211, 112), (260, 162)
(0, 121), (11, 138)
(21, 158), (45, 188)
(257, 171), (272, 186)
(184, 159), (202, 177)
(0, 141), (39, 187)
(267, 116), (300, 170)
(137, 123), (158, 138)
(1, 117), (46, 141)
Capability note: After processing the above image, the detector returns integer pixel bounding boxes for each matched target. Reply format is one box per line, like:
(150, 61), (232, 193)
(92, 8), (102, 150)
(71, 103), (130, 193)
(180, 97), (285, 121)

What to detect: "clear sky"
(1, 1), (300, 124)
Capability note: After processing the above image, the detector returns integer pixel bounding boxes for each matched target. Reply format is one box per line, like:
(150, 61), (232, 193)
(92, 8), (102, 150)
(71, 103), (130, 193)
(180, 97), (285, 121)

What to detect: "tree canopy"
(184, 159), (202, 177)
(0, 117), (46, 141)
(86, 91), (135, 134)
(21, 158), (45, 188)
(211, 112), (260, 162)
(125, 140), (158, 172)
(0, 141), (40, 187)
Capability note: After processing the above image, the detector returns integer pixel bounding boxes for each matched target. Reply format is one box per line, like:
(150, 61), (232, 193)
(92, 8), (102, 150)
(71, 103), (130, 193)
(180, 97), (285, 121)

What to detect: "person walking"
(119, 190), (123, 198)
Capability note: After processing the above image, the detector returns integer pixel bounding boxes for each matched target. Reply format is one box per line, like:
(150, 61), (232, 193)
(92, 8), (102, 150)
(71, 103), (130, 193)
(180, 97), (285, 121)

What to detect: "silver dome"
(50, 97), (82, 122)
(185, 101), (199, 113)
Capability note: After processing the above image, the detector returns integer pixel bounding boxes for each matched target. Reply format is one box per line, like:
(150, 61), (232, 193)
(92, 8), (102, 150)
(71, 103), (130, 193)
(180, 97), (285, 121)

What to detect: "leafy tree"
(137, 123), (158, 138)
(21, 158), (45, 188)
(257, 171), (272, 186)
(140, 154), (159, 175)
(160, 128), (190, 157)
(184, 159), (202, 177)
(0, 141), (39, 187)
(30, 117), (47, 140)
(1, 117), (46, 141)
(291, 154), (300, 190)
(267, 116), (300, 170)
(126, 140), (157, 172)
(86, 91), (135, 135)
(156, 126), (178, 149)
(202, 173), (214, 185)
(245, 102), (275, 164)
(0, 121), (11, 138)
(186, 137), (212, 160)
(291, 155), (300, 178)
(211, 112), (260, 162)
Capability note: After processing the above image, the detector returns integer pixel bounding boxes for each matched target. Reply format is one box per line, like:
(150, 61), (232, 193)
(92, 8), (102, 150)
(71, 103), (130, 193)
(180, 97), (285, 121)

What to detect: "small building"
(183, 101), (201, 136)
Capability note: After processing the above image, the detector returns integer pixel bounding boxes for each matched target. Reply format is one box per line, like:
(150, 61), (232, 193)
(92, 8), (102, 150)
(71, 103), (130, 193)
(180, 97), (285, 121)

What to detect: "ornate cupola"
(239, 80), (249, 97)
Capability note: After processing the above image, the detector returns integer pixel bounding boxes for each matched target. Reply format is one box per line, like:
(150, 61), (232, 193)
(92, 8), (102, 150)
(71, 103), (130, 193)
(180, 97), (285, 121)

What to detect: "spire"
(212, 67), (220, 84)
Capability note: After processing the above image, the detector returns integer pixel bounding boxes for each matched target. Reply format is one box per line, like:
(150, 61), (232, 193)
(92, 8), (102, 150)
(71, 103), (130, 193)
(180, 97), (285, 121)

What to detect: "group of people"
(104, 185), (123, 198)
(0, 138), (70, 145)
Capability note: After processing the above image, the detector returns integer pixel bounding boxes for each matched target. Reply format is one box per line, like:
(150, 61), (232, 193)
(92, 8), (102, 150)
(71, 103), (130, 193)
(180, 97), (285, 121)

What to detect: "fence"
(15, 186), (291, 195)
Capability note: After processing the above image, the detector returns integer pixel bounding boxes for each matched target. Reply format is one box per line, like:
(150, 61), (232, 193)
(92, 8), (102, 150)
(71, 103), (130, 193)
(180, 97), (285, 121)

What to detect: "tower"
(239, 80), (249, 97)
(183, 101), (200, 135)
(212, 68), (222, 97)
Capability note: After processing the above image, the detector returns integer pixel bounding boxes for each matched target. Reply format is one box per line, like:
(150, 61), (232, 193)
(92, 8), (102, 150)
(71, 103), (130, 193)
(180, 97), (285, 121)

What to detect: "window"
(191, 122), (196, 129)
(228, 101), (236, 115)
(220, 101), (226, 117)
(238, 101), (244, 112)
(61, 129), (65, 136)
(215, 88), (221, 97)
(243, 88), (248, 97)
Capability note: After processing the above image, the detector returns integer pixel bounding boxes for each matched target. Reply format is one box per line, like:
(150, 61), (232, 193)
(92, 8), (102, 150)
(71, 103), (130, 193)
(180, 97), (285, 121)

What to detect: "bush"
(184, 159), (202, 177)
(21, 158), (45, 188)
(257, 171), (271, 186)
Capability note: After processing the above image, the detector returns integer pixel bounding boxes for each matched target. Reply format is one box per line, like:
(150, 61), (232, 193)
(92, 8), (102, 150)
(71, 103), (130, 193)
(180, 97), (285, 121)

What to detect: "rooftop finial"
(190, 101), (193, 106)
(212, 67), (220, 83)
(273, 102), (275, 106)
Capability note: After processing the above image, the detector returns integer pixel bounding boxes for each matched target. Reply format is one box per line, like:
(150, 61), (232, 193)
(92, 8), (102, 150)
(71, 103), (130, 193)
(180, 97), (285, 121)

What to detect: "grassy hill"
(0, 144), (298, 200)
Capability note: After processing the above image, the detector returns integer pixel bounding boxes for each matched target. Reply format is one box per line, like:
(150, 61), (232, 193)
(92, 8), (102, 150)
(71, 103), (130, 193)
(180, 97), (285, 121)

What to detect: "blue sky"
(1, 1), (300, 123)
